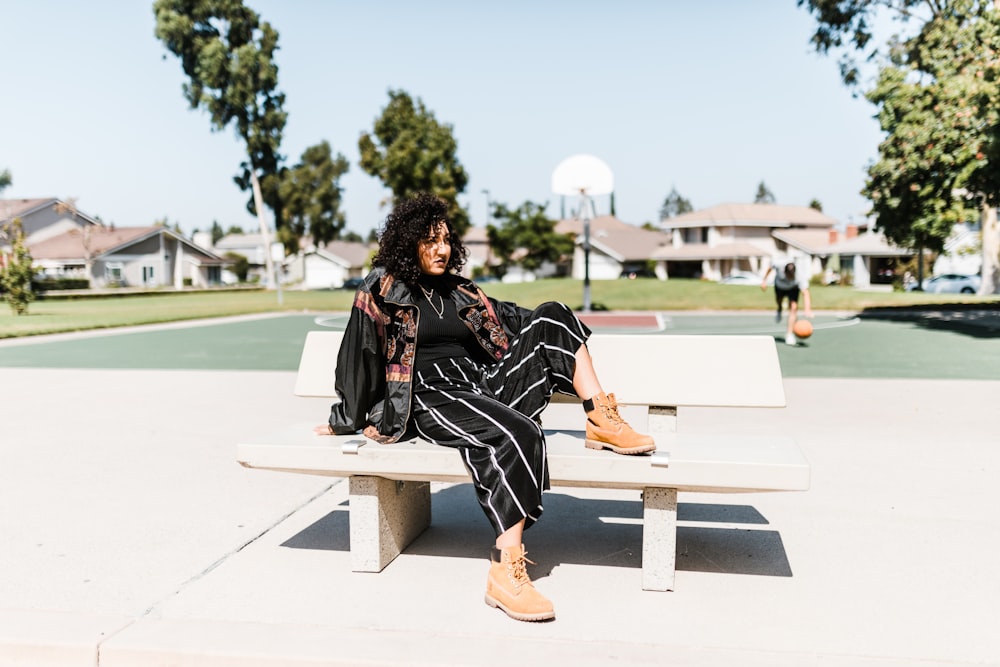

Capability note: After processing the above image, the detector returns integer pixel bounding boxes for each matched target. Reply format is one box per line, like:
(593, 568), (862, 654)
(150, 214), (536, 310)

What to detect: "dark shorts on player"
(776, 285), (800, 304)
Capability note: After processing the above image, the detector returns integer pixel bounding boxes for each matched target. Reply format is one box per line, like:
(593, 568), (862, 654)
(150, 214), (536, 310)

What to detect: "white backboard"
(551, 154), (614, 196)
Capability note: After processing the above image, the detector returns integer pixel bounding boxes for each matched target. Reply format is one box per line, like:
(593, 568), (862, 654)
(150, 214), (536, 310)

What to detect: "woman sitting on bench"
(314, 192), (654, 622)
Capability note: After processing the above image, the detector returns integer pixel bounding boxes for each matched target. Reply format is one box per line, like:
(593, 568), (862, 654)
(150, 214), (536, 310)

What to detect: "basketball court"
(1, 309), (998, 379)
(1, 308), (998, 664)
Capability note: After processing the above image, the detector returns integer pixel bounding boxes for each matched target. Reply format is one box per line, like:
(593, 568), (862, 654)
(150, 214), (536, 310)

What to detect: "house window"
(105, 263), (124, 285)
(682, 228), (708, 244)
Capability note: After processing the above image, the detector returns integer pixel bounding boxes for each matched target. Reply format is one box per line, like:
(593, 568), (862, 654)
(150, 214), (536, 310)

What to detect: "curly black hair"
(372, 192), (468, 285)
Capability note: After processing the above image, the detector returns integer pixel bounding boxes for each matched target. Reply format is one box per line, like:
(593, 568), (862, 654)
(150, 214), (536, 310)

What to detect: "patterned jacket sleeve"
(328, 298), (384, 434)
(489, 297), (533, 340)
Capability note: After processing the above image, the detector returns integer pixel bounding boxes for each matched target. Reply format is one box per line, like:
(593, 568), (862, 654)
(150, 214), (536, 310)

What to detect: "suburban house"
(823, 225), (916, 287)
(555, 215), (671, 280)
(200, 231), (373, 288)
(208, 232), (273, 284)
(1, 198), (225, 288)
(462, 225), (499, 278)
(30, 225), (226, 288)
(653, 203), (839, 281)
(1, 197), (102, 246)
(285, 240), (372, 289)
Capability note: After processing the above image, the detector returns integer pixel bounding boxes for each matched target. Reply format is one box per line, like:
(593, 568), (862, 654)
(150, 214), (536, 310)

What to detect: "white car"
(718, 273), (759, 285)
(908, 273), (981, 294)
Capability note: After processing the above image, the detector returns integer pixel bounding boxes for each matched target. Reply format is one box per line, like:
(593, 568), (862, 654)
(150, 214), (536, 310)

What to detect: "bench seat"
(239, 426), (808, 494)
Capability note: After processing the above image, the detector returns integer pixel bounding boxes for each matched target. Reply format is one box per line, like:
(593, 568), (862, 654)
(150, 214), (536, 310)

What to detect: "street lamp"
(481, 189), (491, 226)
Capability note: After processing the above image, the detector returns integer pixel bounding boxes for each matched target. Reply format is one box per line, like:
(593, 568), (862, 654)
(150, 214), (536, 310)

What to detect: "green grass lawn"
(1, 279), (996, 339)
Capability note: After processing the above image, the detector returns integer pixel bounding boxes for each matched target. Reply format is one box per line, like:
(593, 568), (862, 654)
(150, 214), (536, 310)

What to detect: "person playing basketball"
(761, 261), (813, 346)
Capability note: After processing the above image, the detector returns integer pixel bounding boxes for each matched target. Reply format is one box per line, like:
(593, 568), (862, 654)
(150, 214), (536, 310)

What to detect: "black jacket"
(328, 267), (531, 443)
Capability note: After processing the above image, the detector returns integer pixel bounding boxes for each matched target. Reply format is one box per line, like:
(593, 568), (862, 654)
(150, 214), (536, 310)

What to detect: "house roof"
(771, 229), (836, 255)
(30, 226), (156, 259)
(313, 240), (371, 268)
(663, 203), (837, 229)
(824, 232), (913, 257)
(652, 242), (770, 261)
(215, 233), (269, 249)
(588, 228), (671, 262)
(0, 198), (102, 226)
(0, 198), (52, 221)
(30, 226), (224, 263)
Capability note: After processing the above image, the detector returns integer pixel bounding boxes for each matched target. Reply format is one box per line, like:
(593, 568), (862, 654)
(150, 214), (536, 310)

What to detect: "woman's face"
(417, 222), (451, 275)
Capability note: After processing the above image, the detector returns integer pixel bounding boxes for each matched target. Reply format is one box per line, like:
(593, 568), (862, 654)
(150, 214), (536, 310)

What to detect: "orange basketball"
(793, 319), (813, 339)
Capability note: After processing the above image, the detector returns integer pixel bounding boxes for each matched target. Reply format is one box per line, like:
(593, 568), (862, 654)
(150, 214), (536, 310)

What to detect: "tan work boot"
(584, 392), (657, 455)
(484, 544), (555, 622)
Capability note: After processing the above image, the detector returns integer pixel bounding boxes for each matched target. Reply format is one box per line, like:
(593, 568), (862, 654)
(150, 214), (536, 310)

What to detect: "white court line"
(313, 314), (350, 329)
(660, 316), (861, 336)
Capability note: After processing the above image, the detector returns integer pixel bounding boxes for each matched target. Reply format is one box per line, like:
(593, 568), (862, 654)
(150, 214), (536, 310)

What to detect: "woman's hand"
(313, 424), (335, 436)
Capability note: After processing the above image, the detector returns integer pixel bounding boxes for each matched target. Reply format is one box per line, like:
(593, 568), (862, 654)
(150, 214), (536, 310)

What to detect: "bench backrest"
(294, 331), (785, 412)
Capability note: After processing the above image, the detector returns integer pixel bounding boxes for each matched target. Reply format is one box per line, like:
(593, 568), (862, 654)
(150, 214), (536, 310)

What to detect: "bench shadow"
(280, 485), (794, 578)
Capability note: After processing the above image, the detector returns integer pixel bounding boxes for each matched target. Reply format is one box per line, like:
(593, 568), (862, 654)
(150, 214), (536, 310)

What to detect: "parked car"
(718, 273), (760, 285)
(339, 276), (365, 290)
(907, 273), (981, 294)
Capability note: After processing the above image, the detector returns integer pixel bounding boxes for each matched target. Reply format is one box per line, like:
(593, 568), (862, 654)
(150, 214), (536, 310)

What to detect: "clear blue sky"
(1, 1), (883, 238)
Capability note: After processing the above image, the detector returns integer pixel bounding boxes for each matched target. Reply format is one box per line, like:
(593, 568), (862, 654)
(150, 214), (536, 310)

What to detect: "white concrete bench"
(238, 330), (810, 591)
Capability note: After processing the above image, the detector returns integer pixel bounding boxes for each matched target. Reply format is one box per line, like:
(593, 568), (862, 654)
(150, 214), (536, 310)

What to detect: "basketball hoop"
(552, 155), (614, 312)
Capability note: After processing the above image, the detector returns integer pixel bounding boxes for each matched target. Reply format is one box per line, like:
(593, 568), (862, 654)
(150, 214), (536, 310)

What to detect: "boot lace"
(505, 550), (536, 590)
(600, 393), (625, 426)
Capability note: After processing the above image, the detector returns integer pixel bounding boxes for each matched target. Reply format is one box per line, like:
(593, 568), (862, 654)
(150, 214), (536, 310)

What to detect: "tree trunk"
(250, 172), (276, 290)
(980, 203), (999, 295)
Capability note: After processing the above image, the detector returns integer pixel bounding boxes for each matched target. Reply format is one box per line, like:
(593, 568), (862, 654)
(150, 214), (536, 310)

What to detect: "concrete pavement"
(1, 320), (999, 665)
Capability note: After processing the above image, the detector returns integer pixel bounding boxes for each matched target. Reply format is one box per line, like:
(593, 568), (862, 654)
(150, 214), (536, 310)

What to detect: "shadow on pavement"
(859, 303), (1000, 338)
(280, 485), (793, 578)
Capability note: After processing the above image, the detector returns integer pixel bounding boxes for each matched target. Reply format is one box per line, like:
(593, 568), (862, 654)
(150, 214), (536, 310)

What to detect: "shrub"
(0, 219), (35, 315)
(32, 277), (91, 292)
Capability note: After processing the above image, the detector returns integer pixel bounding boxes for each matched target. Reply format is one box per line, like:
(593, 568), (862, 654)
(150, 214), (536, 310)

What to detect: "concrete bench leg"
(348, 476), (431, 572)
(641, 486), (678, 591)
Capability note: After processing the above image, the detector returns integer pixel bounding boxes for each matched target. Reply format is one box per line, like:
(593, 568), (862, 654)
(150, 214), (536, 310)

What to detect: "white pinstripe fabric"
(412, 302), (591, 536)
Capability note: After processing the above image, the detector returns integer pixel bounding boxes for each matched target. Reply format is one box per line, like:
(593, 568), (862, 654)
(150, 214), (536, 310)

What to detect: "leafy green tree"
(809, 199), (823, 211)
(0, 169), (11, 193)
(754, 181), (776, 204)
(864, 63), (982, 254)
(154, 0), (288, 285)
(659, 186), (693, 220)
(800, 0), (1000, 293)
(0, 219), (35, 315)
(358, 89), (470, 235)
(210, 220), (225, 244)
(486, 201), (573, 275)
(276, 140), (350, 251)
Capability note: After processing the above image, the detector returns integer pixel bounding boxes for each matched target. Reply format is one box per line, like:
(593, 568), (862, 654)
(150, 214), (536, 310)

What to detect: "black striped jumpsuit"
(411, 298), (591, 537)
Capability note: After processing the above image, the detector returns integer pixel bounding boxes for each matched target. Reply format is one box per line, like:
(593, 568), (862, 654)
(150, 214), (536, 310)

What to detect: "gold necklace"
(419, 285), (445, 318)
